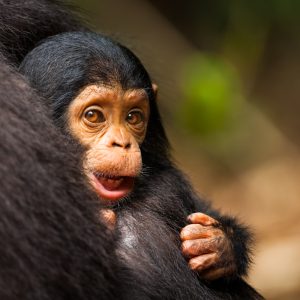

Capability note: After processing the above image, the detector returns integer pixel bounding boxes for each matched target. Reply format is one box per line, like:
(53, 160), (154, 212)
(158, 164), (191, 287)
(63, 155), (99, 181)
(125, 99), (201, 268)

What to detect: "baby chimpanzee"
(20, 31), (263, 299)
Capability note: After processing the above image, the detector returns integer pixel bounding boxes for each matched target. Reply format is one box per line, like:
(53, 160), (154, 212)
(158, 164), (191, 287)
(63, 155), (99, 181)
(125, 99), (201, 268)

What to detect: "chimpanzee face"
(67, 84), (150, 202)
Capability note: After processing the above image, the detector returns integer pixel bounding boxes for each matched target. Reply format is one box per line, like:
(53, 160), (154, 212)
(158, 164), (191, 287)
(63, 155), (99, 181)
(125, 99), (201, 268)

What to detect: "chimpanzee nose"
(106, 126), (132, 150)
(112, 141), (131, 149)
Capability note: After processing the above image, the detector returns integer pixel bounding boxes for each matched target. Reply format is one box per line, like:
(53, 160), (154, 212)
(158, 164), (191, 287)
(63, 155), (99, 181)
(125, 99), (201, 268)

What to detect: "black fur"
(0, 2), (120, 299)
(0, 0), (84, 66)
(0, 56), (118, 299)
(19, 31), (264, 299)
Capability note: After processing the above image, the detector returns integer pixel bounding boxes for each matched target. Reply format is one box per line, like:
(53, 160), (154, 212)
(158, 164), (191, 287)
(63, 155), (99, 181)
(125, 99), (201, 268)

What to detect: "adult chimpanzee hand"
(181, 212), (236, 280)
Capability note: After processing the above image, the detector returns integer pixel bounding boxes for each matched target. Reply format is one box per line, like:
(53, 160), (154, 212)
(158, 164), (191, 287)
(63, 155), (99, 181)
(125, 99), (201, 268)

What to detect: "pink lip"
(90, 173), (135, 201)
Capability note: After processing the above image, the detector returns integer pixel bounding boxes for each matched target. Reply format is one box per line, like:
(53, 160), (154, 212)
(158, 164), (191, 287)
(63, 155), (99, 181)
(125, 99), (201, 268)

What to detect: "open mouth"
(90, 172), (135, 201)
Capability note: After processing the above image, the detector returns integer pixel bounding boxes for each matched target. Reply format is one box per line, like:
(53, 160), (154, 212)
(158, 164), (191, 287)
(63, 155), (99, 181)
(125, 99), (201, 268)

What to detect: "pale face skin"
(67, 84), (150, 202)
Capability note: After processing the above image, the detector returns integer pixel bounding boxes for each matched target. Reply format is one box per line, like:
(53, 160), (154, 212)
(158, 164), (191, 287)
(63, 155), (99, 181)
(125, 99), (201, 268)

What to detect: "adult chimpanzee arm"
(161, 165), (252, 279)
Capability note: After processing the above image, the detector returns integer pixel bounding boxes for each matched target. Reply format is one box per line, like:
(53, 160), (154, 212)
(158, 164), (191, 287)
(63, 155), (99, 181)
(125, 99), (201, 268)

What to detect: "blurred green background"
(72, 0), (300, 298)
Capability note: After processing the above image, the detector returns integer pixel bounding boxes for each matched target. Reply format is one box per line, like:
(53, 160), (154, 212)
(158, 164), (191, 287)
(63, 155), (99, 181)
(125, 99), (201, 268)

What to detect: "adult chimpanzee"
(20, 31), (264, 299)
(0, 1), (121, 299)
(0, 56), (119, 299)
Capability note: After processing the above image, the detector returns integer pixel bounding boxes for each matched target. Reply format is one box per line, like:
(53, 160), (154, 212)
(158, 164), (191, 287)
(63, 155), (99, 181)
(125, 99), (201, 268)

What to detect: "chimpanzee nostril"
(112, 141), (131, 149)
(112, 142), (121, 148)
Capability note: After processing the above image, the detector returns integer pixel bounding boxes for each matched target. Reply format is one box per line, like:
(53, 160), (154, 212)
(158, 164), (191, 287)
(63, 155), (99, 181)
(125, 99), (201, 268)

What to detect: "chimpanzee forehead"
(70, 84), (150, 116)
(76, 84), (149, 102)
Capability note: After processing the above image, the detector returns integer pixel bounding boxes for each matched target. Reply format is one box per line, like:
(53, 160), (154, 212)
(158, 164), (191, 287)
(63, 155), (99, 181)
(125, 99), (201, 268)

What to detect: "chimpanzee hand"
(180, 212), (236, 280)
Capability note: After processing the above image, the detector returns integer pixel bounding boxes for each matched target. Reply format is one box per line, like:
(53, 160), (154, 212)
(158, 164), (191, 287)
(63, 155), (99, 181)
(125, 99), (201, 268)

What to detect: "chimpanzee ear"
(152, 83), (158, 99)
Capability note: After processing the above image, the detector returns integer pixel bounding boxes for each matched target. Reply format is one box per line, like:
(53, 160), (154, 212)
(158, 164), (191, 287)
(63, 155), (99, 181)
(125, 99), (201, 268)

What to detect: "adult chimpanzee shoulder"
(19, 31), (264, 299)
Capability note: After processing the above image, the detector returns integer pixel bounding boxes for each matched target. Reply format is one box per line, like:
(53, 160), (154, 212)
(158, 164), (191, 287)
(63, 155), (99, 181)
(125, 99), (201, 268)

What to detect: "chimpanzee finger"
(180, 224), (217, 241)
(187, 212), (219, 226)
(188, 253), (218, 272)
(182, 237), (222, 258)
(100, 209), (117, 230)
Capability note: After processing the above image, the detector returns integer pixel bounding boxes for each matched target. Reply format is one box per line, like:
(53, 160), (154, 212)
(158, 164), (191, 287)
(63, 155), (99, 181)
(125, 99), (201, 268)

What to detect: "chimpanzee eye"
(84, 109), (105, 124)
(126, 110), (144, 125)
